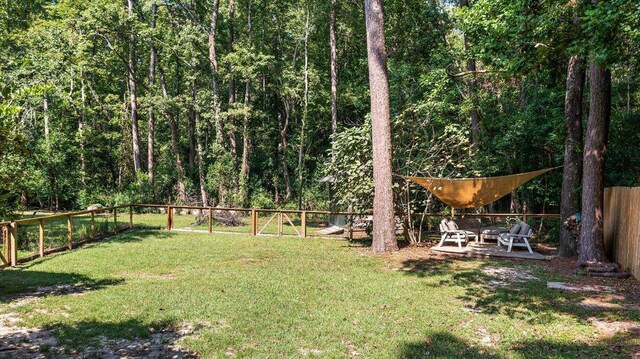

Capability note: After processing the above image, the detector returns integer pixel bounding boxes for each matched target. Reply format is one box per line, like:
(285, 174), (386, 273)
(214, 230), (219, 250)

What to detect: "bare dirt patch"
(482, 266), (539, 288)
(238, 257), (260, 264)
(589, 318), (640, 336)
(547, 282), (616, 293)
(298, 347), (322, 356)
(474, 326), (501, 348)
(0, 316), (202, 358)
(390, 243), (640, 309)
(0, 312), (60, 358)
(5, 284), (97, 308)
(579, 294), (640, 311)
(120, 272), (178, 281)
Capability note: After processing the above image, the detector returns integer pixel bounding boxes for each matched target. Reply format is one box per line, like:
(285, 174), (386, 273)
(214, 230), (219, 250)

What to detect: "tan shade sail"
(404, 167), (558, 209)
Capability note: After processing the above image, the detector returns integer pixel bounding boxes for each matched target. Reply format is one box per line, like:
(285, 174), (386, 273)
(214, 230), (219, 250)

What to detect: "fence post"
(349, 212), (354, 241)
(167, 206), (172, 231)
(90, 211), (95, 239)
(67, 215), (73, 250)
(278, 212), (283, 236)
(1, 226), (8, 265)
(208, 207), (213, 234)
(10, 223), (17, 267)
(301, 211), (307, 238)
(129, 205), (133, 229)
(113, 208), (118, 234)
(251, 209), (257, 236)
(39, 219), (45, 257)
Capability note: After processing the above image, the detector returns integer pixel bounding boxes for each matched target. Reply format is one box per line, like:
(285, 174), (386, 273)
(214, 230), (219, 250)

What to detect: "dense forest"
(1, 0), (639, 224)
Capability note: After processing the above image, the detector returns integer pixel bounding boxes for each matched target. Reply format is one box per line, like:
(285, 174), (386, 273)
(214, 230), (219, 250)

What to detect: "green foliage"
(0, 0), (639, 218)
(250, 187), (276, 210)
(0, 103), (29, 217)
(327, 121), (373, 211)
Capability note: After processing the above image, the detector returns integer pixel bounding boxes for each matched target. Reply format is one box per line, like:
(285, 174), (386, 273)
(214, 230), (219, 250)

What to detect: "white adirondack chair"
(438, 219), (469, 249)
(498, 221), (534, 253)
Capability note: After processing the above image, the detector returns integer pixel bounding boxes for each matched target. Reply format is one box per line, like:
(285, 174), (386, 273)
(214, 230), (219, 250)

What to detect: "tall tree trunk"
(228, 0), (238, 194)
(239, 0), (252, 207)
(208, 0), (223, 143)
(460, 0), (480, 147)
(559, 55), (585, 258)
(148, 3), (157, 186)
(79, 75), (86, 186)
(43, 93), (49, 145)
(128, 0), (141, 173)
(579, 63), (611, 264)
(297, 0), (310, 210)
(196, 134), (208, 206)
(240, 80), (251, 207)
(626, 56), (632, 114)
(188, 42), (196, 171)
(510, 81), (526, 214)
(158, 64), (188, 205)
(279, 110), (292, 201)
(208, 0), (225, 204)
(188, 106), (196, 169)
(193, 79), (208, 206)
(329, 0), (338, 159)
(364, 0), (397, 252)
(509, 191), (521, 213)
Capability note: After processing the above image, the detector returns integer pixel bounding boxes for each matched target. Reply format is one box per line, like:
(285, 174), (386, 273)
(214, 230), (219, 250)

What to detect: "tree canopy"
(1, 0), (639, 229)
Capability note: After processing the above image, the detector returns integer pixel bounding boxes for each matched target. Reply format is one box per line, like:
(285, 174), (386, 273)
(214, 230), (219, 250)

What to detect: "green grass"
(9, 210), (327, 262)
(12, 212), (127, 260)
(1, 230), (638, 358)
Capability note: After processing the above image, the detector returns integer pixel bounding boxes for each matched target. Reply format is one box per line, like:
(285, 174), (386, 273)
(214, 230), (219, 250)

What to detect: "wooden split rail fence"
(153, 204), (358, 239)
(1, 203), (560, 268)
(1, 205), (132, 268)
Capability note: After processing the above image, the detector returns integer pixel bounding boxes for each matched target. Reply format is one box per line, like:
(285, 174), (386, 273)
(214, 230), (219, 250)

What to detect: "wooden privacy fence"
(604, 187), (640, 279)
(1, 203), (559, 268)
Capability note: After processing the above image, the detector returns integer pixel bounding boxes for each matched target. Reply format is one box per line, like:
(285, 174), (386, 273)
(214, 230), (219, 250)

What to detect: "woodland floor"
(0, 230), (639, 358)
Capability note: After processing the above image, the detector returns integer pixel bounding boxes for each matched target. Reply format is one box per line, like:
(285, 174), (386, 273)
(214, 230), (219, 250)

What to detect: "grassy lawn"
(1, 230), (639, 358)
(10, 212), (128, 261)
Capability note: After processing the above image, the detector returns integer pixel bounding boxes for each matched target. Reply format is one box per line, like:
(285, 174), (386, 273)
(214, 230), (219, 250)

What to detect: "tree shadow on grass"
(0, 270), (124, 303)
(398, 330), (639, 359)
(397, 256), (640, 330)
(345, 237), (414, 249)
(397, 257), (456, 278)
(508, 329), (640, 359)
(8, 228), (174, 271)
(97, 227), (173, 244)
(347, 237), (373, 248)
(0, 318), (198, 358)
(399, 332), (498, 359)
(0, 230), (184, 303)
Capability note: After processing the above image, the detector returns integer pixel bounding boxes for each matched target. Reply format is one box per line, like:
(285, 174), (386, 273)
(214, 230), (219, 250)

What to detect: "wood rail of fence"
(604, 187), (640, 280)
(1, 203), (559, 268)
(1, 205), (132, 268)
(138, 204), (558, 240)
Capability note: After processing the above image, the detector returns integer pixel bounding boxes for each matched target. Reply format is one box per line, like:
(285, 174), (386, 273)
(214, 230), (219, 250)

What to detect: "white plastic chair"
(498, 221), (533, 253)
(438, 219), (469, 249)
